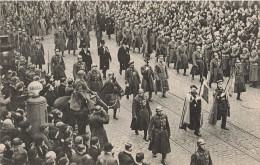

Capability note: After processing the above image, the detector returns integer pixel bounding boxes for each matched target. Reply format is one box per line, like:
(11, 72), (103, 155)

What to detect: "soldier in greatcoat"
(209, 53), (223, 88)
(190, 46), (204, 82)
(176, 40), (188, 76)
(188, 34), (196, 63)
(221, 43), (231, 77)
(154, 55), (169, 98)
(54, 27), (66, 57)
(209, 80), (230, 130)
(141, 58), (154, 102)
(67, 23), (78, 56)
(132, 24), (142, 53)
(20, 29), (31, 62)
(50, 49), (66, 82)
(79, 44), (92, 72)
(190, 139), (213, 165)
(125, 61), (141, 99)
(38, 16), (47, 39)
(167, 35), (176, 68)
(131, 89), (152, 141)
(115, 19), (123, 45)
(122, 21), (132, 49)
(79, 24), (90, 49)
(233, 59), (246, 101)
(73, 55), (87, 80)
(87, 63), (103, 92)
(240, 48), (250, 83)
(106, 14), (115, 39)
(89, 105), (109, 150)
(148, 106), (171, 165)
(249, 51), (259, 88)
(98, 40), (112, 79)
(31, 37), (45, 70)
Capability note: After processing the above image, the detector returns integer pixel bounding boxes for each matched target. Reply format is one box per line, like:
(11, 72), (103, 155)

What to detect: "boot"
(135, 130), (139, 135)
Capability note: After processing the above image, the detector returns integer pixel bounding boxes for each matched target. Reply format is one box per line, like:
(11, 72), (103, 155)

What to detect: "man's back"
(118, 151), (135, 165)
(97, 152), (118, 165)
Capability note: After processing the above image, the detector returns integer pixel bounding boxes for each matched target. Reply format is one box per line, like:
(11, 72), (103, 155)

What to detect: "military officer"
(176, 40), (188, 76)
(79, 24), (90, 49)
(190, 46), (204, 82)
(209, 53), (223, 88)
(20, 29), (31, 62)
(125, 61), (141, 99)
(148, 106), (171, 165)
(87, 63), (103, 92)
(73, 55), (87, 80)
(141, 57), (154, 101)
(54, 27), (66, 57)
(131, 89), (152, 141)
(50, 49), (66, 82)
(31, 36), (45, 70)
(190, 139), (213, 165)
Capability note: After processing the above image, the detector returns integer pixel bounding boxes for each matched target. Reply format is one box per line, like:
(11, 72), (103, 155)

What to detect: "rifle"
(47, 51), (50, 74)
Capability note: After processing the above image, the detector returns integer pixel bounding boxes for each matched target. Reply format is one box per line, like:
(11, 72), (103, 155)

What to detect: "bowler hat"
(104, 142), (114, 152)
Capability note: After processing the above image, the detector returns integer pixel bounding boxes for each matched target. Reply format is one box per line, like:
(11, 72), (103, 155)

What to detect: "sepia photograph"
(0, 0), (260, 164)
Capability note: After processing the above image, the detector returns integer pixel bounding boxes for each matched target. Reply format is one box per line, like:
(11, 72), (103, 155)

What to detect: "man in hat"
(240, 47), (250, 83)
(15, 28), (23, 50)
(132, 24), (142, 53)
(79, 43), (92, 72)
(131, 89), (152, 141)
(87, 63), (103, 92)
(67, 23), (78, 56)
(115, 19), (123, 45)
(117, 42), (130, 75)
(209, 80), (230, 130)
(89, 105), (109, 150)
(191, 46), (204, 82)
(79, 24), (90, 49)
(167, 35), (176, 68)
(35, 123), (51, 150)
(97, 142), (118, 165)
(106, 14), (115, 40)
(209, 53), (223, 88)
(57, 77), (66, 97)
(179, 85), (202, 137)
(54, 27), (66, 57)
(31, 36), (45, 70)
(221, 42), (231, 77)
(190, 139), (213, 165)
(176, 40), (189, 76)
(18, 121), (34, 151)
(73, 55), (87, 80)
(118, 142), (136, 165)
(122, 21), (132, 49)
(125, 61), (141, 99)
(38, 16), (47, 40)
(156, 31), (166, 58)
(51, 49), (66, 82)
(154, 55), (169, 98)
(148, 106), (171, 165)
(141, 57), (154, 101)
(98, 40), (112, 79)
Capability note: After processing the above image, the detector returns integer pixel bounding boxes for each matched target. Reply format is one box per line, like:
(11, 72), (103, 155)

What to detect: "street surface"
(41, 30), (260, 165)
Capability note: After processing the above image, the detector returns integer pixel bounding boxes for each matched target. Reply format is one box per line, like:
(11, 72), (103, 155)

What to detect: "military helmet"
(197, 138), (206, 146)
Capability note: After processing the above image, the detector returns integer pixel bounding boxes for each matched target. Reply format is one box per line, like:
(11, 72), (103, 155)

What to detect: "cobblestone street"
(41, 30), (260, 165)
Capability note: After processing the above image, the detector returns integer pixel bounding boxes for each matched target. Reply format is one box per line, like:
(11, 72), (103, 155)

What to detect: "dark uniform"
(125, 66), (141, 98)
(31, 40), (45, 70)
(98, 44), (111, 79)
(141, 63), (155, 100)
(117, 45), (130, 75)
(190, 149), (212, 165)
(50, 54), (66, 81)
(20, 33), (31, 62)
(79, 27), (90, 48)
(87, 70), (103, 92)
(131, 94), (152, 139)
(190, 49), (204, 81)
(73, 61), (87, 80)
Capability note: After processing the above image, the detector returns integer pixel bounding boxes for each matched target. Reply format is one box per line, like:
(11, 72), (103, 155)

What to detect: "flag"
(200, 80), (209, 103)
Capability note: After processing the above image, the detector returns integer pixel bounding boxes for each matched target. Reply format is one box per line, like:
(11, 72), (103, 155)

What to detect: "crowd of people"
(1, 1), (259, 165)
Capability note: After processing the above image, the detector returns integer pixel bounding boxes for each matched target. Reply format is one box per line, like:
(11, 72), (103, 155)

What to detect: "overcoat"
(176, 44), (189, 69)
(141, 65), (155, 92)
(125, 68), (140, 96)
(67, 29), (78, 50)
(98, 46), (112, 70)
(31, 43), (45, 65)
(117, 46), (130, 70)
(249, 56), (259, 82)
(50, 55), (66, 80)
(234, 63), (246, 93)
(154, 62), (169, 92)
(87, 70), (103, 92)
(209, 58), (223, 83)
(54, 31), (66, 51)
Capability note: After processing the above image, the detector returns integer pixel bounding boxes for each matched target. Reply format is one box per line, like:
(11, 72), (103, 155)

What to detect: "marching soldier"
(240, 48), (250, 83)
(131, 88), (152, 141)
(54, 27), (66, 57)
(132, 24), (142, 53)
(167, 35), (176, 68)
(209, 80), (230, 130)
(190, 46), (204, 82)
(154, 55), (169, 98)
(73, 55), (87, 81)
(190, 139), (213, 165)
(249, 51), (259, 88)
(87, 63), (103, 92)
(209, 53), (223, 88)
(67, 23), (78, 56)
(179, 85), (202, 137)
(20, 29), (31, 62)
(105, 14), (115, 40)
(31, 36), (45, 70)
(122, 20), (132, 49)
(79, 24), (90, 49)
(79, 44), (92, 72)
(176, 40), (188, 76)
(125, 61), (141, 99)
(148, 106), (171, 165)
(141, 57), (155, 102)
(233, 59), (246, 101)
(115, 19), (123, 45)
(50, 49), (66, 82)
(221, 42), (231, 77)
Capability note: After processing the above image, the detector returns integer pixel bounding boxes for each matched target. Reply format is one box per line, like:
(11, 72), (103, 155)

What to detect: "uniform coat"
(176, 44), (188, 69)
(115, 23), (123, 43)
(87, 70), (103, 92)
(79, 49), (92, 72)
(67, 28), (78, 51)
(38, 18), (47, 36)
(79, 29), (90, 48)
(117, 46), (130, 71)
(148, 114), (171, 154)
(50, 55), (66, 80)
(131, 95), (152, 131)
(98, 46), (112, 71)
(125, 67), (141, 96)
(106, 17), (115, 35)
(54, 31), (66, 52)
(167, 40), (176, 64)
(141, 65), (155, 92)
(154, 62), (169, 92)
(209, 58), (223, 83)
(249, 56), (259, 82)
(31, 42), (45, 65)
(73, 61), (87, 80)
(190, 149), (213, 165)
(190, 50), (204, 76)
(234, 63), (246, 93)
(89, 111), (109, 150)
